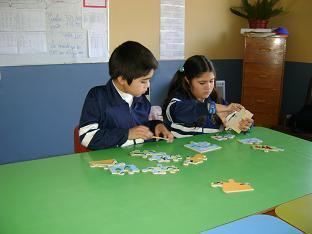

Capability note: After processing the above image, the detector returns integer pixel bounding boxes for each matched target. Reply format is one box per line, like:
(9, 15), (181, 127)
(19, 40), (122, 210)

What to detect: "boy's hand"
(128, 125), (153, 140)
(154, 123), (174, 143)
(239, 118), (254, 132)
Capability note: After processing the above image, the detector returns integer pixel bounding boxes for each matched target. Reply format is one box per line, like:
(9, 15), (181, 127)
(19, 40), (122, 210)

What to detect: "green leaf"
(229, 0), (284, 20)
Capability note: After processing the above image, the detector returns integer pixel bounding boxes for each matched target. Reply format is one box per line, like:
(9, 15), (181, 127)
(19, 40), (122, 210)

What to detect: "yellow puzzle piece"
(211, 179), (254, 193)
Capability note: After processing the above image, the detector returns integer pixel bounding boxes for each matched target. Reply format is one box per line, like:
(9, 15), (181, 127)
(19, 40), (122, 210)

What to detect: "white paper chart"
(0, 0), (108, 66)
(160, 0), (185, 60)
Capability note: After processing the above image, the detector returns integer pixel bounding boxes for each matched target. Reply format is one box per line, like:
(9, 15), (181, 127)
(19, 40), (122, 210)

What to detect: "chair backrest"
(148, 105), (163, 121)
(74, 126), (90, 153)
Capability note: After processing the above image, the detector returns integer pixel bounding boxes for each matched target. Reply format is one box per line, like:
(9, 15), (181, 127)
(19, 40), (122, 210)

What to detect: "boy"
(79, 41), (173, 150)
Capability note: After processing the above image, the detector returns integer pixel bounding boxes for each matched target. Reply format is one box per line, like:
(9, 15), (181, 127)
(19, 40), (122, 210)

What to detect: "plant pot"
(248, 19), (268, 28)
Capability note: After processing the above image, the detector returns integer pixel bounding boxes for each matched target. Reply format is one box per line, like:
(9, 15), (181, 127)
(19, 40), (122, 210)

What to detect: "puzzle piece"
(211, 134), (235, 141)
(184, 141), (221, 153)
(130, 149), (156, 158)
(225, 109), (253, 133)
(170, 154), (183, 162)
(142, 164), (179, 175)
(211, 179), (254, 193)
(142, 166), (166, 175)
(252, 144), (284, 153)
(130, 150), (182, 163)
(123, 164), (140, 175)
(149, 154), (171, 163)
(89, 159), (117, 169)
(148, 154), (182, 163)
(109, 163), (126, 175)
(183, 154), (207, 166)
(109, 163), (140, 175)
(238, 138), (263, 144)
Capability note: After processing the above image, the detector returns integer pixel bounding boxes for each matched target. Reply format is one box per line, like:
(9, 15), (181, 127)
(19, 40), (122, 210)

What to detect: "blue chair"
(201, 214), (303, 234)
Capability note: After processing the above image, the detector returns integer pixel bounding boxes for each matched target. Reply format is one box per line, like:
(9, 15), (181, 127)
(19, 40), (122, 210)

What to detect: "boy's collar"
(107, 79), (144, 106)
(112, 79), (133, 107)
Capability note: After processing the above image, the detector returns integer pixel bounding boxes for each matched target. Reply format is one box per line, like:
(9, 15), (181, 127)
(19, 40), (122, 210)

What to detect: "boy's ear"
(116, 76), (127, 85)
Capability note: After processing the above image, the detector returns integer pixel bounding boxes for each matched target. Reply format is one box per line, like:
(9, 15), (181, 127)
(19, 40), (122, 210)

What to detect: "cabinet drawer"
(244, 37), (286, 64)
(241, 88), (281, 114)
(252, 112), (279, 127)
(243, 63), (283, 88)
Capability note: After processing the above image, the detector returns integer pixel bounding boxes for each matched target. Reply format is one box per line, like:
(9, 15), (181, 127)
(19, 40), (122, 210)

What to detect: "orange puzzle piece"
(183, 154), (207, 166)
(190, 154), (207, 163)
(211, 179), (254, 193)
(89, 159), (117, 168)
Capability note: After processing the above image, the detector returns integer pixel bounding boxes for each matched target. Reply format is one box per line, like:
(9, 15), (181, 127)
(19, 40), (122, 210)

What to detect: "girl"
(162, 55), (253, 138)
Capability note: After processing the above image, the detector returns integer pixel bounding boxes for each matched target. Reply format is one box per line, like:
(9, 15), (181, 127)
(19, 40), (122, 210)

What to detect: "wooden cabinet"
(241, 35), (287, 127)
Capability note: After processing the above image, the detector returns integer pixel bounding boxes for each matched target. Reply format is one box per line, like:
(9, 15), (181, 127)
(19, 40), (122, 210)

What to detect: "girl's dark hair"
(109, 41), (158, 85)
(163, 55), (221, 111)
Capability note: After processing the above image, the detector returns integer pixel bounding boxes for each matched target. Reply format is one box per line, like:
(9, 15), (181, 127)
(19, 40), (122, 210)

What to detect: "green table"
(275, 193), (312, 233)
(1, 127), (312, 234)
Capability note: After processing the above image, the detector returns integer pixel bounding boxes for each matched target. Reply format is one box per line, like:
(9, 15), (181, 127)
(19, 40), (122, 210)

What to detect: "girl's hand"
(216, 103), (244, 114)
(227, 103), (244, 113)
(239, 118), (254, 132)
(216, 112), (228, 127)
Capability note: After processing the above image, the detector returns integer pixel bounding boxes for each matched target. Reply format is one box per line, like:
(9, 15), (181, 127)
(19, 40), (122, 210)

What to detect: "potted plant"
(230, 0), (284, 28)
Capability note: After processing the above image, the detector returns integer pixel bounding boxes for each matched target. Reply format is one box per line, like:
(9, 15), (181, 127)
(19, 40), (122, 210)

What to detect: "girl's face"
(190, 71), (215, 102)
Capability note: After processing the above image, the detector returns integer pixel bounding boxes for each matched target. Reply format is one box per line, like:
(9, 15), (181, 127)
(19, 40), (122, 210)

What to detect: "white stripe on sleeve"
(203, 128), (221, 133)
(171, 123), (220, 134)
(121, 139), (144, 147)
(81, 129), (99, 147)
(171, 131), (193, 138)
(166, 98), (181, 122)
(121, 140), (134, 147)
(79, 123), (99, 136)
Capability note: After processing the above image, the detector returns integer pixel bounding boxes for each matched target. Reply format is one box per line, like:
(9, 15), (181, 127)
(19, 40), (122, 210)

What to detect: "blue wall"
(282, 62), (312, 114)
(0, 63), (108, 164)
(0, 60), (311, 164)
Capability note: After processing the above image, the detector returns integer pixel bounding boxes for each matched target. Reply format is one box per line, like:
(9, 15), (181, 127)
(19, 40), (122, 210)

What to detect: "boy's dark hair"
(109, 41), (158, 85)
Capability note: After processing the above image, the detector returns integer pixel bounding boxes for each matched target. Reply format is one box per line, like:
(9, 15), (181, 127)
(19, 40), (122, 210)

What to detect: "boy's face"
(124, 69), (154, 97)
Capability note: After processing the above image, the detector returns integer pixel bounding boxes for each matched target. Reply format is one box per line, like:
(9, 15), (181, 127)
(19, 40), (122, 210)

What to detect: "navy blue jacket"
(163, 90), (227, 138)
(79, 79), (161, 150)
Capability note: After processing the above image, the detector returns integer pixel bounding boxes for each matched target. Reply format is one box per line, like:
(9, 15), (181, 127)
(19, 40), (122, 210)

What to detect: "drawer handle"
(256, 99), (266, 103)
(257, 74), (268, 79)
(259, 48), (272, 52)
